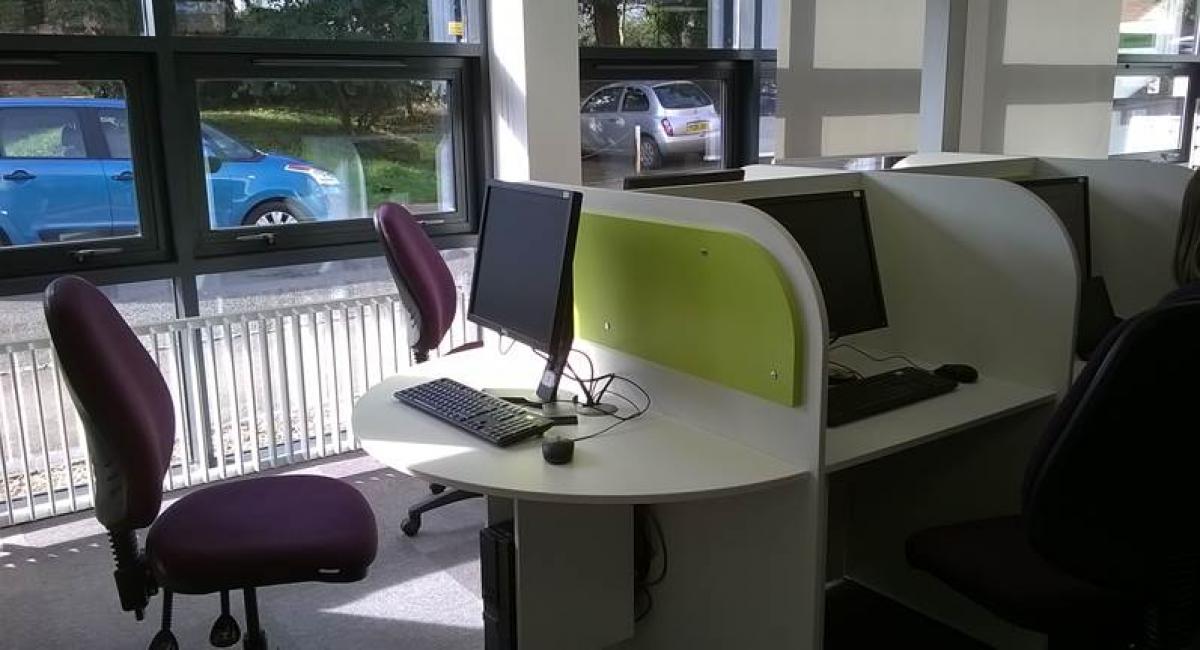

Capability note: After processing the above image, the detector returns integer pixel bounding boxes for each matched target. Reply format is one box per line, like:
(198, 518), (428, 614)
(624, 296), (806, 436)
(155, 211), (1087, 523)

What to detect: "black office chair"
(908, 296), (1200, 650)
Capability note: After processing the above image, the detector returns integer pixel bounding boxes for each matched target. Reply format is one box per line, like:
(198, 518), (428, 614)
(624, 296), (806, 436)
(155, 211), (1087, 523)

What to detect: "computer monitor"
(1017, 177), (1092, 278)
(743, 191), (888, 339)
(469, 181), (583, 402)
(623, 168), (745, 190)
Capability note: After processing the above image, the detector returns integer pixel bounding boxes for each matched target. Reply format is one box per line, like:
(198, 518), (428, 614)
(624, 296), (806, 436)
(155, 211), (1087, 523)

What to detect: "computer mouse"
(542, 434), (575, 465)
(934, 364), (979, 384)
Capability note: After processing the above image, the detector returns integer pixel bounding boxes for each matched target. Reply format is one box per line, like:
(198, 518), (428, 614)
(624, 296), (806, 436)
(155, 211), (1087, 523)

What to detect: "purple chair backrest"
(43, 276), (173, 531)
(373, 203), (458, 359)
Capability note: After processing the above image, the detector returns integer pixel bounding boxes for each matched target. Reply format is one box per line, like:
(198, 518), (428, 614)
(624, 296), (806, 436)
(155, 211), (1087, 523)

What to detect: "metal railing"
(0, 289), (478, 527)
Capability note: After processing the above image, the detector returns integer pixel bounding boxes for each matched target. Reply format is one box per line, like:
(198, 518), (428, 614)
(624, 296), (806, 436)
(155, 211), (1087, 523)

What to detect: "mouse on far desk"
(542, 433), (575, 465)
(934, 363), (979, 384)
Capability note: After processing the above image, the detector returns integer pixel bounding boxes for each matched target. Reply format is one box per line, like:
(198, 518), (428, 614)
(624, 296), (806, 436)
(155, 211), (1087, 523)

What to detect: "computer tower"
(480, 521), (517, 650)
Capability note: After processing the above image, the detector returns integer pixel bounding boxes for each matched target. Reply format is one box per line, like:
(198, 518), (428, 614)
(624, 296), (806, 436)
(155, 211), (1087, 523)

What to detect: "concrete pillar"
(487, 0), (581, 183)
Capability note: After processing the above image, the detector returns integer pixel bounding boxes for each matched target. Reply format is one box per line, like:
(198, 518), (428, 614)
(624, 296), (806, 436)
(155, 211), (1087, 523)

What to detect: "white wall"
(950, 0), (1123, 158)
(776, 0), (925, 158)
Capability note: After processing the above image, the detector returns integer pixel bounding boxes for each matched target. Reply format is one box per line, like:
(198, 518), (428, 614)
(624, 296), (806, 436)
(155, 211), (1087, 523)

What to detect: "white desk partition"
(896, 153), (1197, 317)
(634, 172), (1076, 647)
(860, 172), (1077, 395)
(575, 188), (828, 650)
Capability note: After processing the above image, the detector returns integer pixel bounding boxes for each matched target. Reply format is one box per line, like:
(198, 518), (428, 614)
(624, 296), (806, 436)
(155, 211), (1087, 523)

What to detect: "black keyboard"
(827, 366), (958, 427)
(394, 378), (555, 446)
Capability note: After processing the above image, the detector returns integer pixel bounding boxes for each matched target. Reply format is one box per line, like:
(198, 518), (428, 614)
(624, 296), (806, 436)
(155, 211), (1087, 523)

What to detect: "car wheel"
(639, 137), (663, 171)
(242, 201), (310, 227)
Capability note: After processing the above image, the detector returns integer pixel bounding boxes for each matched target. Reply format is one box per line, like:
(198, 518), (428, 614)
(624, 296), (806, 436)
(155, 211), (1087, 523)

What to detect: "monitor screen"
(623, 168), (746, 190)
(468, 182), (582, 352)
(744, 191), (888, 338)
(1018, 177), (1091, 277)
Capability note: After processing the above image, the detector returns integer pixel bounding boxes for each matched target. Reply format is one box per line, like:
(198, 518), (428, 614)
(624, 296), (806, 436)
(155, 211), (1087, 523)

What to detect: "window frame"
(579, 48), (774, 176)
(0, 52), (170, 277)
(173, 54), (481, 258)
(1110, 62), (1197, 163)
(0, 0), (493, 319)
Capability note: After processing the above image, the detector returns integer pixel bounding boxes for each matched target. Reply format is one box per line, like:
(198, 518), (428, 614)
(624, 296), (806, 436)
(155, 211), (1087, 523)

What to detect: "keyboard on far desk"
(393, 378), (555, 446)
(827, 366), (958, 427)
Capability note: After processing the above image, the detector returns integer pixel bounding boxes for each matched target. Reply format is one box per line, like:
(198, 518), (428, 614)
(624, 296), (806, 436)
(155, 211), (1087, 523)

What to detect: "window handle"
(110, 170), (134, 182)
(236, 232), (277, 245)
(72, 247), (123, 263)
(3, 170), (36, 181)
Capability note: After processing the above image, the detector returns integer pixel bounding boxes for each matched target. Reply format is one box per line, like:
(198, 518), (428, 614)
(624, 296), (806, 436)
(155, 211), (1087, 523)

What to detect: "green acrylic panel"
(574, 212), (803, 406)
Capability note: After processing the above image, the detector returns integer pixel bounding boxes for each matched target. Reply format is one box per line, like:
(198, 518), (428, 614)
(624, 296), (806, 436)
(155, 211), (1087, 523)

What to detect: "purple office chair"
(45, 276), (378, 650)
(907, 295), (1200, 649)
(374, 202), (483, 536)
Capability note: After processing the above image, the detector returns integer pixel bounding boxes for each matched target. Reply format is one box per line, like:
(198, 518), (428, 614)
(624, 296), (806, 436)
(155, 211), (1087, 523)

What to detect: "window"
(0, 0), (146, 36)
(580, 0), (771, 49)
(622, 87), (651, 112)
(0, 279), (174, 345)
(583, 86), (624, 113)
(759, 67), (778, 162)
(0, 109), (86, 159)
(174, 0), (482, 43)
(194, 77), (458, 231)
(99, 109), (132, 159)
(0, 72), (159, 256)
(581, 77), (727, 188)
(1119, 0), (1198, 56)
(1111, 73), (1191, 158)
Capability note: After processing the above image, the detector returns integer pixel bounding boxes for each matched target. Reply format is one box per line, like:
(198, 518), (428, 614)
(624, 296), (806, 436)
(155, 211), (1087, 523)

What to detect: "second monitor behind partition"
(1017, 177), (1091, 278)
(743, 191), (888, 340)
(623, 168), (746, 191)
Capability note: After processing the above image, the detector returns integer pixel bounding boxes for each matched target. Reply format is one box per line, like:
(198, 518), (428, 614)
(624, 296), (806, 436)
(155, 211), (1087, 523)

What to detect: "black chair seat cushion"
(147, 475), (378, 594)
(907, 516), (1133, 635)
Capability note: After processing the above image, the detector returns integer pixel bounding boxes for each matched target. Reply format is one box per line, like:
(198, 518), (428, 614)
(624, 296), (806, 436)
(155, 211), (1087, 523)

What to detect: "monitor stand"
(483, 388), (581, 424)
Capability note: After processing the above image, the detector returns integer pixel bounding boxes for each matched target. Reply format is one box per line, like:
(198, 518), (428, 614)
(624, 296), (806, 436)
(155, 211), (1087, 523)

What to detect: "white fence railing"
(0, 289), (478, 527)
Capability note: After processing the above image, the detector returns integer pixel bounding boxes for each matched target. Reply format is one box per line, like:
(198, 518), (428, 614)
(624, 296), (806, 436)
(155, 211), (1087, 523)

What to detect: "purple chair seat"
(147, 475), (377, 595)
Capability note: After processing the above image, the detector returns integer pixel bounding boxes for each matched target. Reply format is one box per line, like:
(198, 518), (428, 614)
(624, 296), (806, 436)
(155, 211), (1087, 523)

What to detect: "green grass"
(201, 107), (443, 208)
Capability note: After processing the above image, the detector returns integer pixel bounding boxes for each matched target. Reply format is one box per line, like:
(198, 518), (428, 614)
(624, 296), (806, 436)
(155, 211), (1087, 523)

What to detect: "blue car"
(0, 98), (343, 247)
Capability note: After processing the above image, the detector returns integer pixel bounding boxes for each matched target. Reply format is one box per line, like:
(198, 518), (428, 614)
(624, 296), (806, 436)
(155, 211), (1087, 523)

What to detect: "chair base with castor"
(401, 486), (483, 537)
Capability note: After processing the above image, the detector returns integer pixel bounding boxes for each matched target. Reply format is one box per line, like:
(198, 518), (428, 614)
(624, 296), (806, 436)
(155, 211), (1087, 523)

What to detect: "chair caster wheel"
(430, 484), (446, 495)
(243, 630), (267, 650)
(401, 516), (421, 537)
(210, 612), (242, 647)
(149, 629), (179, 650)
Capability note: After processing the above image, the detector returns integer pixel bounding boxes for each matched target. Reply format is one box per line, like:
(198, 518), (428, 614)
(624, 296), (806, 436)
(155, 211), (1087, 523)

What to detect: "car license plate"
(685, 121), (709, 134)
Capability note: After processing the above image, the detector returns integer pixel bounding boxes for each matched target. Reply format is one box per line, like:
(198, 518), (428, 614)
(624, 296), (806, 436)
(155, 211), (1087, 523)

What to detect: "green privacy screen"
(573, 212), (803, 406)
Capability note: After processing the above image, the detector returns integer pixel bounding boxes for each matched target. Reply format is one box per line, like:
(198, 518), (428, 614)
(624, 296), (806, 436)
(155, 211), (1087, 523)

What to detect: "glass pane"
(196, 78), (457, 230)
(0, 0), (146, 36)
(580, 79), (724, 188)
(1110, 74), (1189, 155)
(0, 81), (145, 247)
(580, 0), (715, 48)
(0, 279), (175, 344)
(1119, 0), (1197, 55)
(197, 253), (474, 315)
(759, 70), (778, 163)
(176, 0), (481, 43)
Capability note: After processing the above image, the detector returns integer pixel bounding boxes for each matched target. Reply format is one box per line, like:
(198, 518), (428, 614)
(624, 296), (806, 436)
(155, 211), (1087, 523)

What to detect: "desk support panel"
(514, 501), (634, 650)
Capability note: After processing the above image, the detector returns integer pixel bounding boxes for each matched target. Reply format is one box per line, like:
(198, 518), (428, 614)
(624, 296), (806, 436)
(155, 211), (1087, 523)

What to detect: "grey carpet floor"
(0, 453), (485, 650)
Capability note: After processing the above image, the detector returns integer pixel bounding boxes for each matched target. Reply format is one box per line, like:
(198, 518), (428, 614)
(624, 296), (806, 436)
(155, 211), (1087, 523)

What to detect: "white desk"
(824, 375), (1055, 472)
(353, 347), (812, 650)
